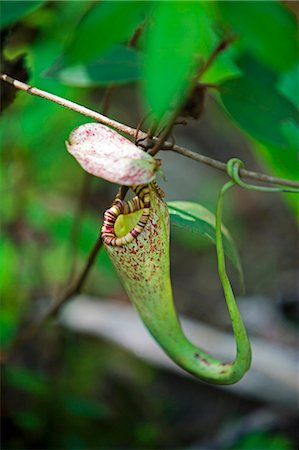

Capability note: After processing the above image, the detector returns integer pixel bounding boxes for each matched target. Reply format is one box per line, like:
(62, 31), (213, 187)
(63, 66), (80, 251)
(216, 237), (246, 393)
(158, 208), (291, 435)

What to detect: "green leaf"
(63, 395), (109, 419)
(0, 238), (18, 300)
(278, 64), (299, 110)
(5, 366), (47, 396)
(251, 121), (299, 215)
(0, 311), (18, 347)
(14, 411), (43, 431)
(231, 431), (293, 450)
(66, 1), (150, 65)
(220, 56), (299, 147)
(191, 6), (241, 85)
(217, 1), (298, 73)
(49, 45), (142, 87)
(253, 120), (299, 180)
(0, 0), (45, 28)
(143, 2), (204, 123)
(167, 201), (243, 285)
(201, 49), (241, 85)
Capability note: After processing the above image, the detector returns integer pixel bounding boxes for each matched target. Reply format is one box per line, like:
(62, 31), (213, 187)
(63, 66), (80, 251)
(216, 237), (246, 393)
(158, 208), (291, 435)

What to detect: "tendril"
(227, 158), (299, 194)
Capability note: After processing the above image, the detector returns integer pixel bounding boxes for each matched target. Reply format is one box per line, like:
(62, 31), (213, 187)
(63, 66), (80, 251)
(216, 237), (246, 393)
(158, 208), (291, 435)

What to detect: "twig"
(166, 144), (299, 188)
(149, 113), (178, 157)
(197, 35), (237, 79)
(1, 73), (298, 189)
(101, 84), (115, 114)
(147, 122), (158, 140)
(117, 185), (129, 201)
(20, 235), (103, 343)
(0, 73), (139, 138)
(128, 20), (145, 47)
(0, 233), (103, 362)
(67, 172), (93, 283)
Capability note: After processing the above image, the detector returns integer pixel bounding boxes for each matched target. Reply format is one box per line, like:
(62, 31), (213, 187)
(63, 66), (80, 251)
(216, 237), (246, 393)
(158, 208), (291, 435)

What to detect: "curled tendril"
(227, 158), (299, 194)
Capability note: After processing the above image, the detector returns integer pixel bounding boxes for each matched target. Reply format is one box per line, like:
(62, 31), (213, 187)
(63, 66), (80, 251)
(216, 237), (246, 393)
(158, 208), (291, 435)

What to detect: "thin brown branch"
(166, 144), (299, 188)
(67, 172), (93, 283)
(0, 233), (103, 362)
(117, 185), (129, 201)
(0, 73), (139, 138)
(101, 84), (115, 113)
(49, 234), (103, 317)
(197, 35), (237, 79)
(149, 113), (178, 157)
(19, 234), (103, 343)
(128, 20), (145, 47)
(147, 122), (158, 140)
(1, 73), (298, 189)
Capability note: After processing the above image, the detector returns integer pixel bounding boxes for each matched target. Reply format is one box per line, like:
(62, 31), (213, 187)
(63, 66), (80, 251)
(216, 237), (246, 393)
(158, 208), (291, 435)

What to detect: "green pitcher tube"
(102, 184), (252, 385)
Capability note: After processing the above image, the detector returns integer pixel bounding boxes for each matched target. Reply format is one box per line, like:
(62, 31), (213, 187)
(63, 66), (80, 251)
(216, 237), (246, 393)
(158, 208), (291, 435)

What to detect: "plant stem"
(0, 73), (138, 137)
(21, 235), (103, 343)
(197, 35), (237, 79)
(2, 73), (298, 189)
(149, 113), (178, 157)
(67, 171), (93, 283)
(166, 145), (299, 188)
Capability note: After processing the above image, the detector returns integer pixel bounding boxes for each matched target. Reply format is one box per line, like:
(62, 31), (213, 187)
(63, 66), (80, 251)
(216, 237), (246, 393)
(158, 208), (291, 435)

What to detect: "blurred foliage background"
(0, 1), (298, 449)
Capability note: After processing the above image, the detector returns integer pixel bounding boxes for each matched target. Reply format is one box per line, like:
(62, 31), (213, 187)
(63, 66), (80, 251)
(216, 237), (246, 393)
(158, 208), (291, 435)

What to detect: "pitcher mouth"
(101, 185), (151, 247)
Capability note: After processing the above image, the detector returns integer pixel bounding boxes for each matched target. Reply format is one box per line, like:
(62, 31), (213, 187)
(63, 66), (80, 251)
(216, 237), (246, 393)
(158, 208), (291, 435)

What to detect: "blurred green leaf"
(217, 1), (298, 72)
(24, 195), (119, 294)
(25, 198), (98, 255)
(143, 2), (204, 123)
(0, 0), (45, 28)
(219, 55), (299, 215)
(0, 238), (25, 345)
(252, 121), (299, 215)
(193, 6), (241, 85)
(66, 1), (150, 65)
(42, 243), (70, 286)
(0, 311), (18, 347)
(134, 422), (160, 447)
(220, 57), (299, 147)
(168, 201), (243, 284)
(26, 1), (93, 78)
(14, 410), (43, 431)
(49, 45), (142, 87)
(279, 64), (299, 110)
(63, 435), (88, 450)
(230, 431), (293, 450)
(201, 48), (241, 85)
(63, 395), (109, 419)
(0, 238), (18, 299)
(5, 365), (47, 396)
